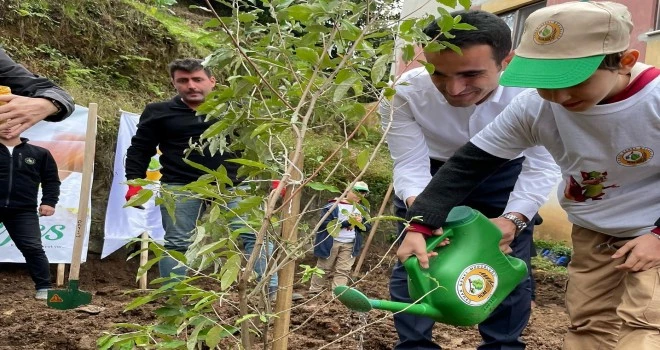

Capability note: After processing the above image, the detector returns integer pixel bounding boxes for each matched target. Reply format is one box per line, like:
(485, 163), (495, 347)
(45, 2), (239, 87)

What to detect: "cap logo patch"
(533, 20), (564, 45)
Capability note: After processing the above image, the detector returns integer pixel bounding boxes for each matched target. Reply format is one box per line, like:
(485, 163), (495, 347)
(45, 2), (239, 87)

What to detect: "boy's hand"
(612, 233), (660, 271)
(39, 205), (55, 216)
(396, 229), (448, 269)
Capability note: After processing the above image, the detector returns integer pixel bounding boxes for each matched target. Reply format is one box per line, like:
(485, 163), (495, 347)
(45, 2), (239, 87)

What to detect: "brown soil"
(0, 248), (568, 350)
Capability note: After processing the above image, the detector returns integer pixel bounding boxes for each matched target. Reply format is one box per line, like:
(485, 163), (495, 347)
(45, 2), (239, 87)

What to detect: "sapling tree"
(99, 0), (473, 348)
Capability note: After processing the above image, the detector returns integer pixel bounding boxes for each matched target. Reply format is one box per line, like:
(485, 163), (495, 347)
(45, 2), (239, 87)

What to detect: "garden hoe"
(47, 103), (98, 310)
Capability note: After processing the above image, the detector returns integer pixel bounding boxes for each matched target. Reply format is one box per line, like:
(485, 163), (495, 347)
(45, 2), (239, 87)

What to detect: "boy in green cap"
(396, 1), (660, 348)
(310, 182), (372, 295)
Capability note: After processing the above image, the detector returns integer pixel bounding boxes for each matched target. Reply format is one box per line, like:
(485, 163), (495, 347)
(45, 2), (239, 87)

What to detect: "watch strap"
(499, 213), (527, 236)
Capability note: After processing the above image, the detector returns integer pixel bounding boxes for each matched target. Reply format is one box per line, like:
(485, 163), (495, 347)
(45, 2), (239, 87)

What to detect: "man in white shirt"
(380, 11), (559, 349)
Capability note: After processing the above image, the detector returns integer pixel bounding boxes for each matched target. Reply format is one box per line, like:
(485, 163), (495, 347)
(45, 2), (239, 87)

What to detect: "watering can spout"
(334, 286), (444, 320)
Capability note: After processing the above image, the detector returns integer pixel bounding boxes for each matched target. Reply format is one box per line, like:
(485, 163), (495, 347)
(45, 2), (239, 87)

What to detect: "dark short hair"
(598, 52), (624, 71)
(423, 10), (512, 64)
(168, 58), (212, 79)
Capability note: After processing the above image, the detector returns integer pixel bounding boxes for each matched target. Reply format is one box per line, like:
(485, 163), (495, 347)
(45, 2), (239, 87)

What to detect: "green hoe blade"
(47, 280), (92, 310)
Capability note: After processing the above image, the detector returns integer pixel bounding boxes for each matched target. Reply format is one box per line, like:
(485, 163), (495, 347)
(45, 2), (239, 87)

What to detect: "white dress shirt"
(380, 67), (560, 220)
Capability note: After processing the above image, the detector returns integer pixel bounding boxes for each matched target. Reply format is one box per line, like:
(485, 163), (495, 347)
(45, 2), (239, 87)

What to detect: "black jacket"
(0, 139), (60, 210)
(0, 48), (74, 121)
(125, 96), (241, 185)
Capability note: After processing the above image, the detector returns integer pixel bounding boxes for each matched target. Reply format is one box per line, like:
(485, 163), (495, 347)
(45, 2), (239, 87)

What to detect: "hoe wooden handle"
(68, 103), (97, 281)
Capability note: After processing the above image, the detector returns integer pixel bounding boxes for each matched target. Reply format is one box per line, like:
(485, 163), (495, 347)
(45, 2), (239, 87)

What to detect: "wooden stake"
(56, 264), (65, 286)
(139, 232), (149, 289)
(353, 182), (394, 276)
(272, 155), (304, 350)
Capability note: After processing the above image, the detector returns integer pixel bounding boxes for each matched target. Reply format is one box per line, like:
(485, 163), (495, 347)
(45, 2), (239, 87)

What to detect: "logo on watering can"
(456, 263), (498, 306)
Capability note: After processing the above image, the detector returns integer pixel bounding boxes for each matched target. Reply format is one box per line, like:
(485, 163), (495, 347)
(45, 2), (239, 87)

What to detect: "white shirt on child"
(334, 201), (362, 243)
(472, 64), (660, 238)
(5, 146), (14, 155)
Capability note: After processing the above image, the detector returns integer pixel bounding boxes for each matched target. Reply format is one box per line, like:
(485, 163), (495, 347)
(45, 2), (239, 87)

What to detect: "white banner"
(102, 111), (165, 258)
(0, 105), (91, 263)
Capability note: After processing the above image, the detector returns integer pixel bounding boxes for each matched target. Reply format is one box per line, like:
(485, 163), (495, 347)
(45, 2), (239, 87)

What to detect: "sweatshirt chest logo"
(24, 157), (36, 165)
(616, 146), (653, 167)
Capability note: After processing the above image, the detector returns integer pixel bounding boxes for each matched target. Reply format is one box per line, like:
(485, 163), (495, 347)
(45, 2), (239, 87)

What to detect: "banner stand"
(56, 264), (66, 286)
(139, 232), (149, 290)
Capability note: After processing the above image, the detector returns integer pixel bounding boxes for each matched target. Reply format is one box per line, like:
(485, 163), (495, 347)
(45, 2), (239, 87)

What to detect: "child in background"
(0, 123), (60, 299)
(310, 182), (372, 295)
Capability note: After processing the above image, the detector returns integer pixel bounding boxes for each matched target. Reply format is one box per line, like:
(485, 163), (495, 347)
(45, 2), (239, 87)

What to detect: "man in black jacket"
(124, 59), (243, 279)
(0, 49), (74, 136)
(0, 123), (60, 299)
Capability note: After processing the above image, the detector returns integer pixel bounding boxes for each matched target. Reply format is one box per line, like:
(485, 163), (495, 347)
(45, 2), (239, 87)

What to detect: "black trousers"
(0, 208), (51, 290)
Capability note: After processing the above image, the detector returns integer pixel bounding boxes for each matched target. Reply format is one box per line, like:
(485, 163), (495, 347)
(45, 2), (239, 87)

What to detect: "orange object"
(0, 86), (10, 106)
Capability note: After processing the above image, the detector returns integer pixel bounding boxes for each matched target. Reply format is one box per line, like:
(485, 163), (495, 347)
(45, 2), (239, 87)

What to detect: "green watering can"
(334, 206), (528, 326)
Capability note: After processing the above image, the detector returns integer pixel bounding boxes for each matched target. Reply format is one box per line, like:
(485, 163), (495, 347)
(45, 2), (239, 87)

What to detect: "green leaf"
(438, 12), (455, 33)
(307, 182), (341, 193)
(220, 254), (241, 290)
(238, 13), (258, 23)
(453, 22), (476, 31)
(383, 87), (397, 98)
(282, 4), (315, 21)
(333, 73), (360, 102)
(159, 340), (186, 349)
(459, 0), (472, 11)
(371, 54), (391, 84)
(440, 41), (462, 55)
(339, 19), (361, 41)
(153, 324), (178, 336)
(234, 313), (258, 326)
(438, 0), (458, 8)
(205, 325), (237, 348)
(209, 205), (221, 223)
(401, 44), (416, 62)
(356, 149), (370, 171)
(424, 41), (446, 53)
(250, 122), (274, 138)
(226, 158), (269, 169)
(124, 294), (154, 311)
(420, 61), (435, 75)
(296, 47), (319, 65)
(154, 306), (183, 317)
(124, 189), (153, 208)
(327, 219), (341, 237)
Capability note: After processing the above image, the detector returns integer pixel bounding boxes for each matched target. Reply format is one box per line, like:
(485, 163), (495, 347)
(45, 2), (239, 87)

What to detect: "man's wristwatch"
(499, 213), (527, 236)
(45, 97), (63, 116)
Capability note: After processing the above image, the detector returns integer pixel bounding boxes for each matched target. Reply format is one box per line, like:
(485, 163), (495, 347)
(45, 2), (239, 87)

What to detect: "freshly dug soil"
(0, 247), (568, 349)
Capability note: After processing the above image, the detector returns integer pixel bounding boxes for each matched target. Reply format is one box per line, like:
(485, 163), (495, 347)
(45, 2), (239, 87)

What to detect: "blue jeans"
(390, 197), (533, 350)
(239, 233), (278, 292)
(0, 209), (51, 290)
(158, 184), (278, 291)
(158, 190), (206, 278)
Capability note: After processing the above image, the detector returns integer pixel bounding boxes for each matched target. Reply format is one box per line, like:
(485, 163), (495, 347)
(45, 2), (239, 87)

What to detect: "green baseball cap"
(500, 1), (633, 89)
(353, 181), (369, 192)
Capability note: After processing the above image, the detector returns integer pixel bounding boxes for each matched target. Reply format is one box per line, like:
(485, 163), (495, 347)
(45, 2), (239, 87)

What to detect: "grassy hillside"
(0, 0), (393, 251)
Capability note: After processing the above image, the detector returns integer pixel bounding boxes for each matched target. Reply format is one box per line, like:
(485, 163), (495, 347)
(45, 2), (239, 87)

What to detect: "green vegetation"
(532, 239), (571, 275)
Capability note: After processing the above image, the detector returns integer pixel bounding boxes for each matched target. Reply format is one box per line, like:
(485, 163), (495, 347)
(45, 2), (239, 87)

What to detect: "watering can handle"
(402, 228), (454, 272)
(425, 228), (454, 254)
